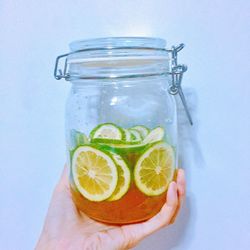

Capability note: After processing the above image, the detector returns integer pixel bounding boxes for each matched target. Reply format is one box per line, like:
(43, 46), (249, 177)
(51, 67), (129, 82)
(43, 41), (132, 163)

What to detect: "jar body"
(65, 76), (177, 224)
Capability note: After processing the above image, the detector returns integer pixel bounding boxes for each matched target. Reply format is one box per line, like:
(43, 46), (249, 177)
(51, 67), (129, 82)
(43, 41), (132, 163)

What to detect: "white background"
(1, 0), (250, 249)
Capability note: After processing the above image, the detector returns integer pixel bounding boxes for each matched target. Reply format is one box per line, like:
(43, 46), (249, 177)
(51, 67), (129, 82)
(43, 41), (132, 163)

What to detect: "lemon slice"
(131, 125), (150, 138)
(134, 142), (175, 196)
(108, 152), (131, 201)
(90, 123), (124, 141)
(72, 146), (118, 201)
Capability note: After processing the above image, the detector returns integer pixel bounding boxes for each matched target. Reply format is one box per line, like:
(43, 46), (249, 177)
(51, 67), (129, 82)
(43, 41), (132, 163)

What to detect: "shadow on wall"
(136, 88), (204, 250)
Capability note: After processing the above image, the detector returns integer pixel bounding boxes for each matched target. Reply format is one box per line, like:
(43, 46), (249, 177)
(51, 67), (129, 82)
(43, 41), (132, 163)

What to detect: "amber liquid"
(70, 150), (167, 225)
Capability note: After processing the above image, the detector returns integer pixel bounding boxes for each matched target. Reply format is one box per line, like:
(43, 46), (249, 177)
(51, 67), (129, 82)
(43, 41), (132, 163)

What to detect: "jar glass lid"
(69, 37), (166, 51)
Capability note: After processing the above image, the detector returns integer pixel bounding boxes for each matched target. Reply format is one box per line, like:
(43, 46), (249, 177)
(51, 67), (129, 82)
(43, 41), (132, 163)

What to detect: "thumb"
(110, 182), (178, 249)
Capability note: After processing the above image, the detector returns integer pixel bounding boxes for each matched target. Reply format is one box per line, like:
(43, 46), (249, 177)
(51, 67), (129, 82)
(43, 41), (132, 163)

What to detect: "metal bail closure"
(168, 44), (193, 125)
(54, 53), (70, 80)
(54, 42), (193, 125)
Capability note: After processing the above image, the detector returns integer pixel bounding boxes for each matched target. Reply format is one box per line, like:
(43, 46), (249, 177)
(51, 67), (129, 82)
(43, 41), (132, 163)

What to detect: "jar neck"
(70, 74), (170, 88)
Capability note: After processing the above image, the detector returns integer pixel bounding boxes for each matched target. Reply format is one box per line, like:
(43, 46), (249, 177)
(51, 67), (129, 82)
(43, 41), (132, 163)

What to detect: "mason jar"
(54, 37), (190, 225)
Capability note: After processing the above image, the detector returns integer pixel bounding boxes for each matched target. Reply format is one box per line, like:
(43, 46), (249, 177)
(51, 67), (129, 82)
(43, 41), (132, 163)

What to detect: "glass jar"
(54, 37), (190, 225)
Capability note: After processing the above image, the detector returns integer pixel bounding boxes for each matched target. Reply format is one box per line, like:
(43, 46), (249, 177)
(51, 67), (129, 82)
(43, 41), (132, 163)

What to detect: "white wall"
(0, 0), (250, 249)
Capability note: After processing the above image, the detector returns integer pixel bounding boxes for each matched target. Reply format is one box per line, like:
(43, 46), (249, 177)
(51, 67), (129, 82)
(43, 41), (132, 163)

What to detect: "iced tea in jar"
(54, 37), (190, 225)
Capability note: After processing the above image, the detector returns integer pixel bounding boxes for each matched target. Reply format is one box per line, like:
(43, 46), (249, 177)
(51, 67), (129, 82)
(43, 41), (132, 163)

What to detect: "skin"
(36, 167), (186, 250)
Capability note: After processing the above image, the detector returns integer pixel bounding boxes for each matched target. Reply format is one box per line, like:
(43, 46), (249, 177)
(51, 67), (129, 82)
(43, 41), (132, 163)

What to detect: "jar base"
(70, 184), (166, 225)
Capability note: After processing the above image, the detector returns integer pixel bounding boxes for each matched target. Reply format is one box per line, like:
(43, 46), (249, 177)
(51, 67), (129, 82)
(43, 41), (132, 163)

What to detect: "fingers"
(141, 181), (178, 234)
(177, 169), (186, 202)
(119, 182), (178, 248)
(117, 169), (186, 249)
(170, 169), (186, 224)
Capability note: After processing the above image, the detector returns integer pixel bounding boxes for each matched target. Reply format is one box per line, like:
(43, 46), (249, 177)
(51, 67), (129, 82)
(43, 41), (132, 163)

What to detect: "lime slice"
(90, 123), (124, 141)
(123, 128), (132, 142)
(70, 129), (89, 149)
(129, 128), (143, 142)
(99, 143), (148, 155)
(123, 128), (142, 144)
(97, 126), (165, 154)
(107, 152), (131, 201)
(131, 125), (150, 138)
(72, 146), (118, 201)
(143, 127), (165, 144)
(134, 142), (175, 196)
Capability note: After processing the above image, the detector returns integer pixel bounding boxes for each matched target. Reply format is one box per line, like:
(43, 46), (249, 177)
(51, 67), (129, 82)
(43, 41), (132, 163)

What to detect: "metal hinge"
(167, 44), (193, 125)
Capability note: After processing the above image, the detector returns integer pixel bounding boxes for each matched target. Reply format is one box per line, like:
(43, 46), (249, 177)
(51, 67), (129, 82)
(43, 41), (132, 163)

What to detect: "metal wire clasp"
(54, 43), (193, 125)
(167, 44), (193, 125)
(54, 53), (70, 80)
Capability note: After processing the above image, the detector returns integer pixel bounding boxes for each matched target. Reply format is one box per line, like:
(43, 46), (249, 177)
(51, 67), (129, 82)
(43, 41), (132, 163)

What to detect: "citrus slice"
(90, 123), (124, 141)
(143, 127), (165, 144)
(129, 128), (143, 142)
(107, 152), (131, 201)
(70, 129), (89, 149)
(123, 128), (132, 142)
(134, 142), (175, 196)
(97, 127), (165, 154)
(122, 128), (142, 144)
(72, 146), (118, 201)
(99, 143), (148, 155)
(131, 125), (150, 138)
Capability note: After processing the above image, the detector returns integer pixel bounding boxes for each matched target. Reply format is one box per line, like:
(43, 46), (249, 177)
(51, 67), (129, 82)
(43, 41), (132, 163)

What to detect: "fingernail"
(177, 169), (186, 189)
(179, 168), (185, 175)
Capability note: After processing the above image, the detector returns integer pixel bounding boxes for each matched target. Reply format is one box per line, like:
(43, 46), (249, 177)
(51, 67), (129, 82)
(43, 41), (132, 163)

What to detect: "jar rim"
(66, 37), (170, 81)
(69, 37), (167, 51)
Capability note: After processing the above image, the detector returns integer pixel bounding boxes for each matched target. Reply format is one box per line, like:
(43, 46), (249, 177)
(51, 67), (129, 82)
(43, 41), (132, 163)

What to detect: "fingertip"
(169, 181), (177, 192)
(177, 169), (185, 183)
(176, 169), (186, 197)
(178, 168), (185, 176)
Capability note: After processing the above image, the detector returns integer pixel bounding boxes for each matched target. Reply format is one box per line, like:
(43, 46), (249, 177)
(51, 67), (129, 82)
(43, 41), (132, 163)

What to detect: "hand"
(36, 167), (186, 250)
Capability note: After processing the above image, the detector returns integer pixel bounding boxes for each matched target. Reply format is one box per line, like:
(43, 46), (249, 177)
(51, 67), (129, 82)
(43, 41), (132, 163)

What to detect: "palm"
(36, 167), (185, 250)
